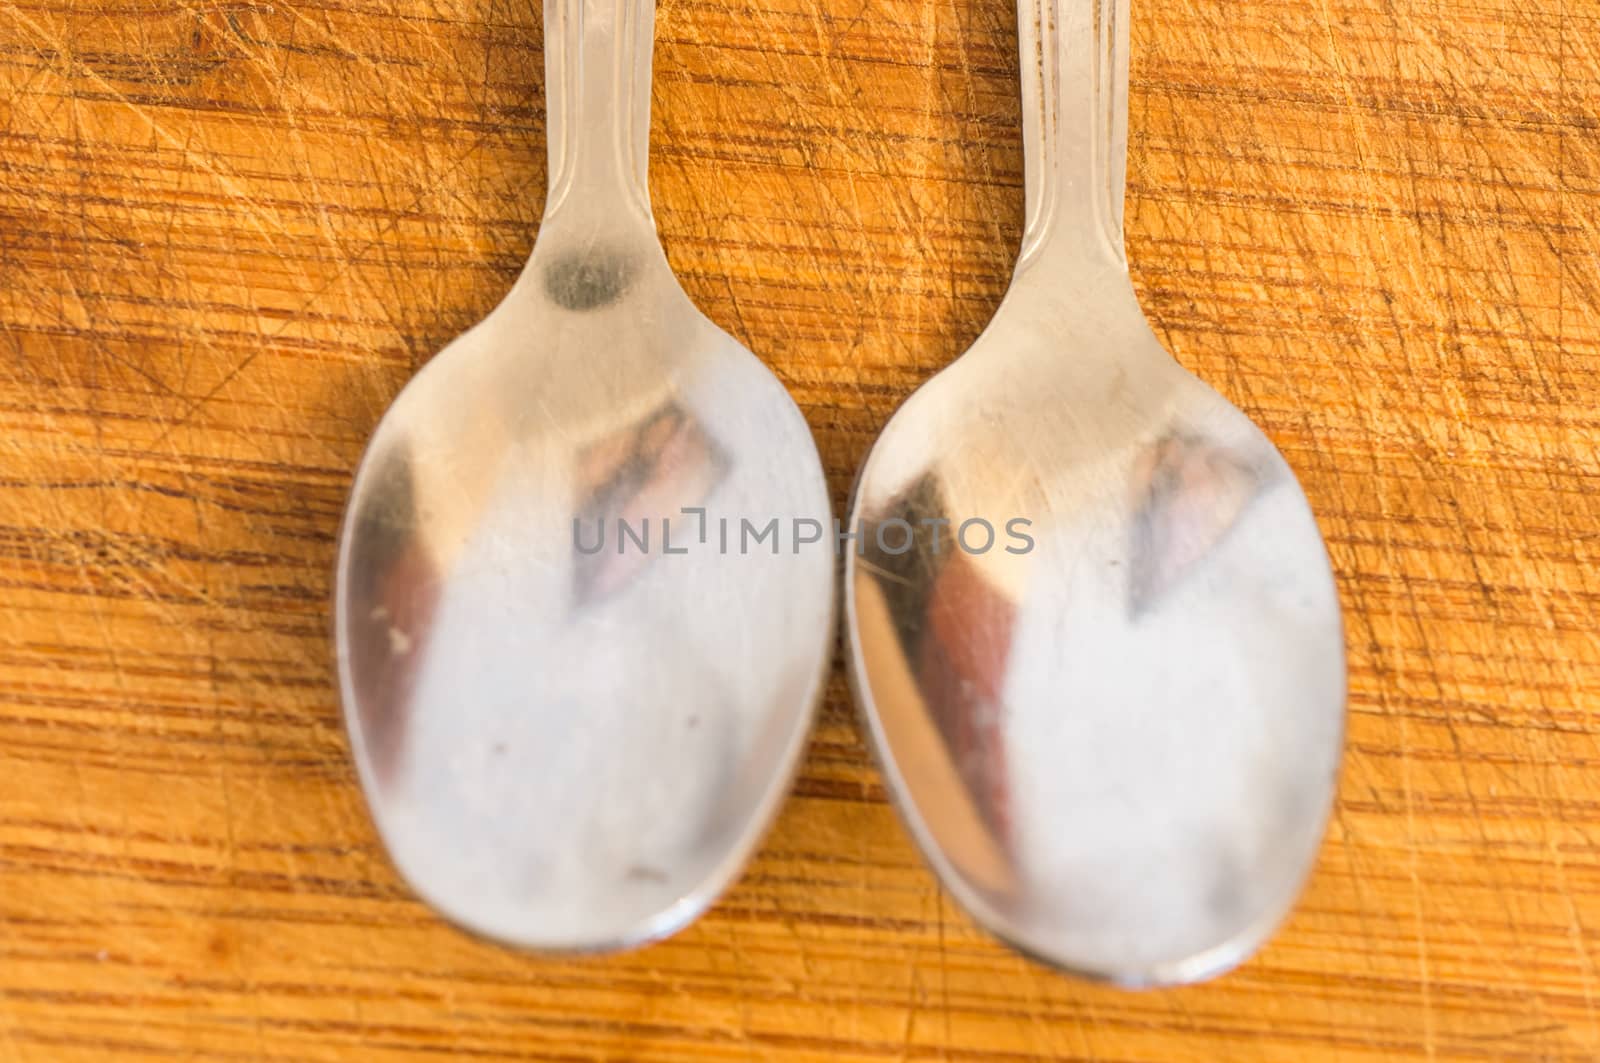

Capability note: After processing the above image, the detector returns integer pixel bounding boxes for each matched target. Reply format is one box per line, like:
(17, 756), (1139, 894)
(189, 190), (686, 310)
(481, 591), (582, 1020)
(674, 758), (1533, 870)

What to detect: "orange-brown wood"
(2, 0), (1598, 1058)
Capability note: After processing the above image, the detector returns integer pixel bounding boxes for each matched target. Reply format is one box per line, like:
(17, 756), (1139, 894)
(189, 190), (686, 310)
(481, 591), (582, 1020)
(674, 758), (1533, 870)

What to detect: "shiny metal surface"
(333, 0), (833, 951)
(844, 0), (1346, 985)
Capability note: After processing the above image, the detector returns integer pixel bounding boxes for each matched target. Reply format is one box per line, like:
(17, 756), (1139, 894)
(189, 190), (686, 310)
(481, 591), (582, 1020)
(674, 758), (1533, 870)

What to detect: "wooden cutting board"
(2, 0), (1598, 1058)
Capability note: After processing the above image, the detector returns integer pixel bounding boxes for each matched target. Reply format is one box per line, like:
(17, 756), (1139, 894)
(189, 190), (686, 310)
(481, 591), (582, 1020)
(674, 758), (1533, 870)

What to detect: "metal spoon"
(334, 0), (834, 951)
(843, 0), (1345, 985)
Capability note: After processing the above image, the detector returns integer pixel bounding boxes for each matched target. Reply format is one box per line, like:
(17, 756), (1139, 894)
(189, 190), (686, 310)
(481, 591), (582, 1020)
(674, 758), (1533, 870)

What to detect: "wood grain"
(2, 0), (1598, 1058)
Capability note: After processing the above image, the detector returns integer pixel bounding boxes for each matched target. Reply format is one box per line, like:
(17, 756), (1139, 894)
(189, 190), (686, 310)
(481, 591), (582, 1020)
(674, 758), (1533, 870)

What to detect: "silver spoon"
(844, 0), (1345, 986)
(334, 0), (834, 951)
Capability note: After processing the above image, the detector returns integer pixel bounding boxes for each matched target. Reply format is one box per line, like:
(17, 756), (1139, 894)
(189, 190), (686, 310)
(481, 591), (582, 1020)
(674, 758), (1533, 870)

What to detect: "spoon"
(844, 0), (1345, 985)
(334, 0), (834, 951)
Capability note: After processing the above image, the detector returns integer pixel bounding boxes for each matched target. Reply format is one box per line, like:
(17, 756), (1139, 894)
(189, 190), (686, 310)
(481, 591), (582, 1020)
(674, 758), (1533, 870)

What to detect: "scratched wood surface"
(1, 0), (1598, 1058)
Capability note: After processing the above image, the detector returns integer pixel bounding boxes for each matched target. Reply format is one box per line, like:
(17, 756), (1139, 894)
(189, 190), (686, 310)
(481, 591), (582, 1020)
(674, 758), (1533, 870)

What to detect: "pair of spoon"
(334, 0), (1344, 985)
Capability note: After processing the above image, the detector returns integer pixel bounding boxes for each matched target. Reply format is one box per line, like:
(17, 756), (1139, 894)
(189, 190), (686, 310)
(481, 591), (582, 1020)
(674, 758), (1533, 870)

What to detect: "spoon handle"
(544, 0), (655, 220)
(1016, 0), (1129, 270)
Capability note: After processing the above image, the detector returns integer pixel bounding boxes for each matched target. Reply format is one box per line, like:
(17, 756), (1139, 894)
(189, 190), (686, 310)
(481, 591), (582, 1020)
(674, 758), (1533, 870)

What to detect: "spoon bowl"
(334, 0), (833, 952)
(844, 0), (1345, 985)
